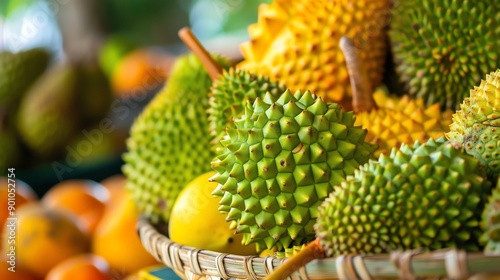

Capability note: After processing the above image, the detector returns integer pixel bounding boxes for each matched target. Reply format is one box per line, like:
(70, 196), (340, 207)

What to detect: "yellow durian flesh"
(355, 88), (453, 157)
(238, 0), (390, 111)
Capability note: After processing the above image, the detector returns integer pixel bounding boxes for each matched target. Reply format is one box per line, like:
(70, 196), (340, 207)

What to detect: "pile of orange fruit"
(0, 175), (160, 280)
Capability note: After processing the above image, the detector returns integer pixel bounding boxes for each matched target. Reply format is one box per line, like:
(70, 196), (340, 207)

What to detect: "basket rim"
(137, 216), (500, 279)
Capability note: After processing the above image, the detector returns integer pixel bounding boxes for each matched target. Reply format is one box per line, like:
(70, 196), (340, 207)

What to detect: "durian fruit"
(178, 27), (286, 149)
(15, 61), (113, 160)
(16, 63), (81, 159)
(340, 35), (453, 157)
(122, 53), (230, 225)
(237, 0), (390, 110)
(274, 244), (306, 259)
(77, 64), (113, 125)
(355, 87), (453, 157)
(0, 126), (24, 174)
(210, 89), (377, 251)
(316, 137), (489, 256)
(446, 69), (500, 178)
(389, 0), (500, 110)
(208, 68), (285, 148)
(0, 48), (51, 108)
(266, 137), (491, 280)
(481, 178), (500, 255)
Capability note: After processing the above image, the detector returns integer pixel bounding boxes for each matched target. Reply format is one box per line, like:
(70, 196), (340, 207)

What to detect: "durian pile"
(123, 0), (500, 278)
(0, 48), (118, 174)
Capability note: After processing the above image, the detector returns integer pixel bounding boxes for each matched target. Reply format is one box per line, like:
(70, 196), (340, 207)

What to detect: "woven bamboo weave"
(138, 217), (500, 280)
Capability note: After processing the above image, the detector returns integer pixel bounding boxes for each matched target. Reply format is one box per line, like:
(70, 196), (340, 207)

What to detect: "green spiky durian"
(0, 48), (51, 108)
(16, 63), (81, 158)
(481, 179), (500, 255)
(238, 0), (390, 110)
(123, 53), (230, 224)
(208, 68), (285, 149)
(389, 0), (500, 110)
(315, 137), (490, 256)
(274, 244), (306, 259)
(446, 69), (500, 178)
(210, 90), (377, 251)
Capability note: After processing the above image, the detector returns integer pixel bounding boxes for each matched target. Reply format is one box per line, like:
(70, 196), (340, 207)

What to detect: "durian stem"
(265, 239), (325, 280)
(339, 36), (377, 114)
(178, 27), (222, 81)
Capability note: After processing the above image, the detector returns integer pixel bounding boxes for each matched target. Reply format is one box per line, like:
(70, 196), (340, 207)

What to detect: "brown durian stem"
(178, 27), (222, 81)
(265, 239), (325, 280)
(339, 36), (377, 114)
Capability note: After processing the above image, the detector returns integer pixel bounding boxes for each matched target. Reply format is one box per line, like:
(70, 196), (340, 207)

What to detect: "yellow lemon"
(168, 172), (258, 255)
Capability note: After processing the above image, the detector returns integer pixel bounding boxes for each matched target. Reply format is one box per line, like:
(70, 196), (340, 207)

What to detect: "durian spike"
(264, 239), (324, 280)
(340, 36), (377, 114)
(178, 27), (222, 81)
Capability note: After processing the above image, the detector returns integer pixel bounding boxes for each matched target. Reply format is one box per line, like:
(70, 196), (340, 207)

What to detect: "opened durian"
(355, 88), (453, 157)
(446, 69), (500, 178)
(340, 35), (452, 157)
(237, 0), (390, 110)
(210, 89), (377, 251)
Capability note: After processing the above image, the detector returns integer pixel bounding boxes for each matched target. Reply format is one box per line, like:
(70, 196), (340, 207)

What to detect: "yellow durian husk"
(238, 0), (390, 111)
(355, 88), (454, 157)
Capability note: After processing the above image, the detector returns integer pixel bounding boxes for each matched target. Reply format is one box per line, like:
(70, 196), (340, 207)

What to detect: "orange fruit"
(41, 179), (109, 235)
(45, 254), (111, 280)
(0, 256), (40, 280)
(99, 174), (126, 207)
(110, 49), (172, 97)
(2, 203), (90, 278)
(0, 177), (38, 228)
(92, 190), (159, 274)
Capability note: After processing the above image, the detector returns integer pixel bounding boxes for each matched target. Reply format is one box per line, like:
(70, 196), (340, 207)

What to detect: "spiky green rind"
(0, 48), (51, 108)
(274, 244), (306, 259)
(211, 90), (377, 251)
(446, 70), (500, 177)
(389, 0), (500, 110)
(123, 53), (230, 224)
(208, 68), (285, 149)
(315, 137), (490, 256)
(481, 180), (500, 255)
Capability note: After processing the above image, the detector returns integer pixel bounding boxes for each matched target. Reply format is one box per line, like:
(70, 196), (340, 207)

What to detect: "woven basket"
(138, 217), (500, 280)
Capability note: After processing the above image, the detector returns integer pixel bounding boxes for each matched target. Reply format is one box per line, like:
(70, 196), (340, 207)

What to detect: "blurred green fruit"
(16, 63), (81, 159)
(0, 48), (51, 108)
(16, 60), (114, 160)
(0, 127), (24, 175)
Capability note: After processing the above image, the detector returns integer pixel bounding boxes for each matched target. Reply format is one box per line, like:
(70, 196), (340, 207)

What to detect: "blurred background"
(0, 0), (272, 197)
